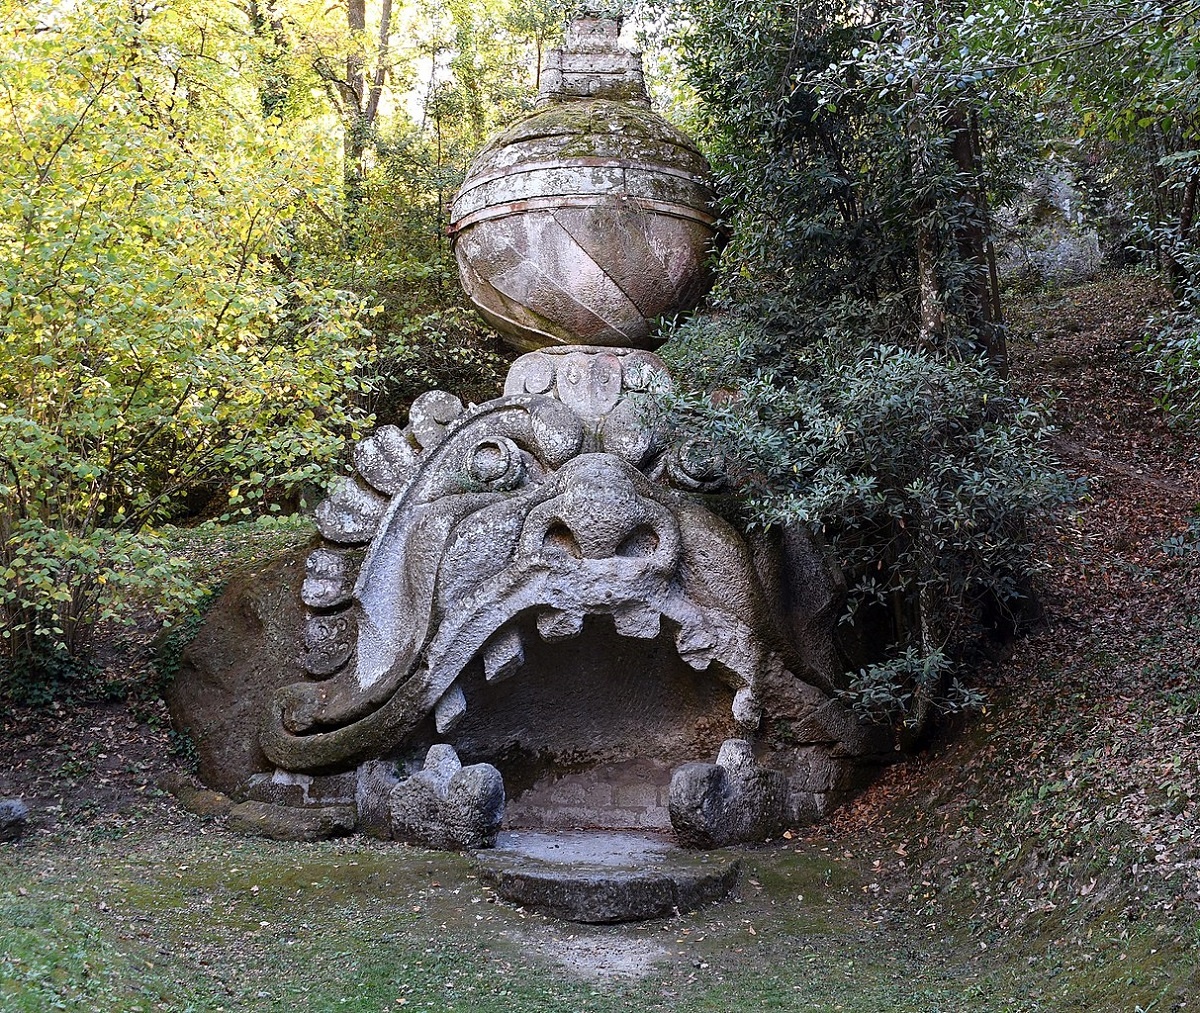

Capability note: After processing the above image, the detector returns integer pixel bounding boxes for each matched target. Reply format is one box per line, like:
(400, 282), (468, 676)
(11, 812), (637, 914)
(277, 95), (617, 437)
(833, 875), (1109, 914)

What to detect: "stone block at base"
(0, 799), (29, 843)
(227, 801), (356, 842)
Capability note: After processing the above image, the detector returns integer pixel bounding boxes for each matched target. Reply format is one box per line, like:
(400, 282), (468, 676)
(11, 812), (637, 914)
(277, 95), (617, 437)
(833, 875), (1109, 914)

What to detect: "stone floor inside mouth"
(471, 830), (741, 924)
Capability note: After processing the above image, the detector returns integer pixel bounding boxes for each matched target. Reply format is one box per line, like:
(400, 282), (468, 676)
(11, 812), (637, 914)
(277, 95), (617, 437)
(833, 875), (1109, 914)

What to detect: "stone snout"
(518, 453), (681, 577)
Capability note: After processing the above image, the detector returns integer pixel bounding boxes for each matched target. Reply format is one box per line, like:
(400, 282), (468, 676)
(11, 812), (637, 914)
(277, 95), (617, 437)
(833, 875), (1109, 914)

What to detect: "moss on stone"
(470, 100), (710, 179)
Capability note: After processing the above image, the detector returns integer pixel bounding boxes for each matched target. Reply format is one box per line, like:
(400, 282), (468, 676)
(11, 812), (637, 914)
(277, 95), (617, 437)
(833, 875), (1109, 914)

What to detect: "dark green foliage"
(0, 648), (102, 708)
(661, 315), (1075, 732)
(367, 308), (509, 426)
(644, 0), (1016, 356)
(645, 2), (1072, 732)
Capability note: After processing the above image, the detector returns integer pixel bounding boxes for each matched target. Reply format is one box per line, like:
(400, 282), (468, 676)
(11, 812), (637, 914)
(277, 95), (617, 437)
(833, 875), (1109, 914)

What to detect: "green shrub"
(0, 2), (372, 675)
(1140, 255), (1200, 427)
(661, 313), (1076, 733)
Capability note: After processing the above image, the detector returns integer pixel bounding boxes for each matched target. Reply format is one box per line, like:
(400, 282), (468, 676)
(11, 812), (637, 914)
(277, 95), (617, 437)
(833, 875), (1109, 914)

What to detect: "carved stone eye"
(467, 437), (527, 491)
(667, 439), (727, 493)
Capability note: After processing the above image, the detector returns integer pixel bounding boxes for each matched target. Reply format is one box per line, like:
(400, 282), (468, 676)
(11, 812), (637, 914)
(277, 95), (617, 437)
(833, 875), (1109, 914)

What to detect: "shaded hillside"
(815, 272), (1200, 1006)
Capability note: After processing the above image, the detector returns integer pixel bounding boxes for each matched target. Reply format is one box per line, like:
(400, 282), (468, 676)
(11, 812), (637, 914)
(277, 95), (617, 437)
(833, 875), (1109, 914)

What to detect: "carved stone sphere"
(449, 99), (718, 353)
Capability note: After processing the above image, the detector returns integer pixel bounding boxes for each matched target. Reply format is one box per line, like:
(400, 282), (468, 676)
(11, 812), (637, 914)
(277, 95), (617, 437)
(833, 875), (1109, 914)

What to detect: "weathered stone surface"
(158, 769), (235, 817)
(259, 347), (786, 777)
(389, 745), (505, 850)
(302, 609), (356, 676)
(179, 339), (881, 842)
(226, 800), (356, 842)
(409, 391), (466, 451)
(449, 15), (716, 353)
(314, 477), (389, 545)
(353, 425), (419, 495)
(474, 830), (740, 923)
(0, 799), (30, 842)
(183, 790), (234, 818)
(669, 739), (788, 848)
(505, 759), (674, 832)
(239, 770), (357, 808)
(301, 547), (359, 610)
(355, 759), (402, 838)
(166, 550), (308, 794)
(537, 16), (648, 107)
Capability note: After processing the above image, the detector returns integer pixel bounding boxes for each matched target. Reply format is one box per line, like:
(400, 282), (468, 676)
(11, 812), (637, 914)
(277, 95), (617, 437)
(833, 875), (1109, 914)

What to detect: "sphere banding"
(449, 18), (719, 353)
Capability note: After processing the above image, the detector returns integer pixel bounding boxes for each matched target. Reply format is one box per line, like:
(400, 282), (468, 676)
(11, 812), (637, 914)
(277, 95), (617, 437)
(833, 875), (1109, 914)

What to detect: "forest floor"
(2, 271), (1199, 1011)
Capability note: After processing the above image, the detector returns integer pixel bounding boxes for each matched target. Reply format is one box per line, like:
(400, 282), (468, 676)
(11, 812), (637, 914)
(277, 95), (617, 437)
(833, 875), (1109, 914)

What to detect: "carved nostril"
(616, 525), (660, 559)
(543, 522), (583, 559)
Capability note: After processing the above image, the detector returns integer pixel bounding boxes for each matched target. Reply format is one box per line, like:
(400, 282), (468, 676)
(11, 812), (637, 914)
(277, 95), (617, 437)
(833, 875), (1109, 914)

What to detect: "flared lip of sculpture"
(265, 547), (771, 773)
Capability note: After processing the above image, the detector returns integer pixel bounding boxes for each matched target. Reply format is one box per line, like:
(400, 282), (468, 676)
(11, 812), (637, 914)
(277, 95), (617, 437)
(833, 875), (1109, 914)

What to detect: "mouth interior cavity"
(441, 614), (741, 827)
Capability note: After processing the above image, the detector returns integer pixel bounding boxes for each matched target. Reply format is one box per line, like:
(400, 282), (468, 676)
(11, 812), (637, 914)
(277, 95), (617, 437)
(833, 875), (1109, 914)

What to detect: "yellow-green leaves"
(0, 0), (370, 665)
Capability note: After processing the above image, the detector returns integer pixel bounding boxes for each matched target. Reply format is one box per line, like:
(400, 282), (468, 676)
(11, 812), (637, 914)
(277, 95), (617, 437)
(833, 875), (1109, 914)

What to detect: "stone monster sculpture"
(170, 11), (888, 849)
(251, 344), (881, 847)
(264, 347), (775, 769)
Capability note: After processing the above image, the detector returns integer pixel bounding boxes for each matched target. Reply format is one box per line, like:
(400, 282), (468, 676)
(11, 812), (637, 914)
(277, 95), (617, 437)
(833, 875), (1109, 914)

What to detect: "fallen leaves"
(812, 272), (1200, 931)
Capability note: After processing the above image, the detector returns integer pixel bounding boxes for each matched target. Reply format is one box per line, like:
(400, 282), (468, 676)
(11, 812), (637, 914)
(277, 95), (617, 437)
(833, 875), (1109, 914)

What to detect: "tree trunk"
(248, 1), (290, 119)
(907, 81), (945, 348)
(949, 106), (1008, 376)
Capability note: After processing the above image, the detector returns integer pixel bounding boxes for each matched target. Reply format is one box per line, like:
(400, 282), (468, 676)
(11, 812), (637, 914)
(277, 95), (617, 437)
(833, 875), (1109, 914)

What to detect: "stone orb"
(449, 99), (718, 353)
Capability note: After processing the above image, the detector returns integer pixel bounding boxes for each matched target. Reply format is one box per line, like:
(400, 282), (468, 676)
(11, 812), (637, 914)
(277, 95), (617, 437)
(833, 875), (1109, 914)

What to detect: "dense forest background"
(2, 0), (1199, 727)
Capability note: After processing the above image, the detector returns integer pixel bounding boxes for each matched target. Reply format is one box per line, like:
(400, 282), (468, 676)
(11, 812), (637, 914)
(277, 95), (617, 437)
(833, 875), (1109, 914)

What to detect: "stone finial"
(538, 9), (648, 107)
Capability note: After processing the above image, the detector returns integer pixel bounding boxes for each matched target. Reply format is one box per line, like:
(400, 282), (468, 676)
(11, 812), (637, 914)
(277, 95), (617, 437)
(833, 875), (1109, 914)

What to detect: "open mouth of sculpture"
(433, 602), (749, 832)
(423, 562), (765, 741)
(261, 542), (773, 779)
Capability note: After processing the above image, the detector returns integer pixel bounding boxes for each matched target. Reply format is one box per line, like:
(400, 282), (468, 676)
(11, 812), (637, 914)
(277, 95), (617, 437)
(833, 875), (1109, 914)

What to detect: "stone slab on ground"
(472, 830), (740, 923)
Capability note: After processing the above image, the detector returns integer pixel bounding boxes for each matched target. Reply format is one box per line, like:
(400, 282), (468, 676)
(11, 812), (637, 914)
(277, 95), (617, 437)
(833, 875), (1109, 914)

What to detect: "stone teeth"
(732, 687), (761, 730)
(612, 605), (661, 640)
(483, 627), (525, 683)
(536, 608), (584, 642)
(435, 685), (468, 734)
(675, 624), (717, 671)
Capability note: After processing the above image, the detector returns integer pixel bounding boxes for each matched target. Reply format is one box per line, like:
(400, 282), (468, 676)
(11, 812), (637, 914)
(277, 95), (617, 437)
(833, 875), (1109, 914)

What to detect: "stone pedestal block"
(389, 745), (505, 851)
(669, 739), (788, 848)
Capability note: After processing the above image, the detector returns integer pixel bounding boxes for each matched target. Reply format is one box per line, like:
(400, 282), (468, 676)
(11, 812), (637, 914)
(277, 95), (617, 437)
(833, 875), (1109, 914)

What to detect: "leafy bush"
(635, 1), (1086, 735)
(367, 307), (509, 426)
(1139, 227), (1200, 428)
(0, 2), (372, 675)
(1141, 308), (1200, 427)
(661, 314), (1076, 733)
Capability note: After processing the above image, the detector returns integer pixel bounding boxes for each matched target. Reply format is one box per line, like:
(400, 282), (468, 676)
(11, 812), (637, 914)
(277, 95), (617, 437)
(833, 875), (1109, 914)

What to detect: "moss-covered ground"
(4, 809), (1192, 1012)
